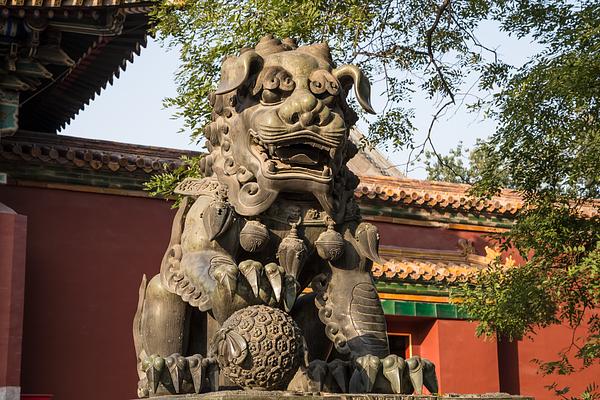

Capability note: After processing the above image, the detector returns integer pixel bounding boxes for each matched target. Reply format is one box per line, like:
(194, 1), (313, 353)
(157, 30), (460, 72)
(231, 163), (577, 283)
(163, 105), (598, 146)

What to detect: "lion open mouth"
(273, 144), (329, 168)
(250, 129), (338, 179)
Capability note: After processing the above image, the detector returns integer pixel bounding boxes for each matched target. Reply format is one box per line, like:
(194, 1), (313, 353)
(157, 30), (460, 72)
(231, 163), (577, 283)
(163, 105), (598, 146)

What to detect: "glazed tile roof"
(355, 175), (524, 216)
(0, 131), (198, 190)
(2, 1), (153, 134)
(373, 258), (480, 284)
(372, 243), (488, 284)
(3, 134), (598, 220)
(18, 14), (151, 132)
(356, 175), (599, 217)
(1, 131), (190, 173)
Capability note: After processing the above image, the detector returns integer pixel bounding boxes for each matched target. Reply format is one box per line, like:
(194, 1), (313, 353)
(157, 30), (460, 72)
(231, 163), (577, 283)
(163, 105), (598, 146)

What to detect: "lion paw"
(346, 354), (438, 395)
(138, 354), (219, 397)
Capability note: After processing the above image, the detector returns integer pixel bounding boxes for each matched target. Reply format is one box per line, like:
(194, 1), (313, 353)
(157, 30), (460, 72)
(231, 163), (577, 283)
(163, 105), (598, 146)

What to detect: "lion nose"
(279, 90), (320, 127)
(300, 111), (318, 127)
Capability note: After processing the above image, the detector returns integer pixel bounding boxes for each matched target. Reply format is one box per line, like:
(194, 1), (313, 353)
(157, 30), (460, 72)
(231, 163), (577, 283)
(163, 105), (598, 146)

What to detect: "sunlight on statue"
(132, 35), (438, 397)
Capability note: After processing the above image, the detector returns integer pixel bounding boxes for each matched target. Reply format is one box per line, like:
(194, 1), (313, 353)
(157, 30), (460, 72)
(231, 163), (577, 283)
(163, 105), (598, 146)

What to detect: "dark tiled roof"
(17, 13), (151, 132)
(2, 0), (151, 6)
(0, 131), (199, 190)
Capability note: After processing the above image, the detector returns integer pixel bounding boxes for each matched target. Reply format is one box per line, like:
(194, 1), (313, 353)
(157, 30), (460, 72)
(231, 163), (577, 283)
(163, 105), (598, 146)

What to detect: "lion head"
(202, 35), (374, 219)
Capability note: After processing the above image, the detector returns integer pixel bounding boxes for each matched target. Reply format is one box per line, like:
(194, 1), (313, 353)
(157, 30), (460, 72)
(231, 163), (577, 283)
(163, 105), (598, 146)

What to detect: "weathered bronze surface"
(133, 35), (438, 397)
(136, 390), (533, 400)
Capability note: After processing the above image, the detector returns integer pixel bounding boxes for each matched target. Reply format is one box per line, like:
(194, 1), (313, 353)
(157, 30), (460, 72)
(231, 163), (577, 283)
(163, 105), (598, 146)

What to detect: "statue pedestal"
(146, 390), (533, 400)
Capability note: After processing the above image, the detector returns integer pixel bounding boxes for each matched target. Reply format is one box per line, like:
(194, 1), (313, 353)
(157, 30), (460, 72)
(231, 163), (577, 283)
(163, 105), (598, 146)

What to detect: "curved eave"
(18, 13), (151, 132)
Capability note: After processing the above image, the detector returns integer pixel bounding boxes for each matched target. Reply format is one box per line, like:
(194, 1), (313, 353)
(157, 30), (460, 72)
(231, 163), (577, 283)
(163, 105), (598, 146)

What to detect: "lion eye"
(256, 67), (295, 105)
(278, 72), (295, 92)
(308, 70), (341, 103)
(310, 78), (327, 95)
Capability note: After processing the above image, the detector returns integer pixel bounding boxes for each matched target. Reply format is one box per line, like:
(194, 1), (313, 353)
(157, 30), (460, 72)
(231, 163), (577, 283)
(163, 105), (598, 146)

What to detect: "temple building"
(1, 2), (598, 400)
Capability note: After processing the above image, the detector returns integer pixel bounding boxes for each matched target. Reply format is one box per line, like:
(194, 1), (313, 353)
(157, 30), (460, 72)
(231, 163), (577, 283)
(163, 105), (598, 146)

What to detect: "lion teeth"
(322, 166), (332, 177)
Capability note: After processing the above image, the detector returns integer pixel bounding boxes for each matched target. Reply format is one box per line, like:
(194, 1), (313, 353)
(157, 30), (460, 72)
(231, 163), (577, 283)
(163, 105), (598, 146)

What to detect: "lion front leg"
(133, 274), (218, 397)
(312, 224), (390, 359)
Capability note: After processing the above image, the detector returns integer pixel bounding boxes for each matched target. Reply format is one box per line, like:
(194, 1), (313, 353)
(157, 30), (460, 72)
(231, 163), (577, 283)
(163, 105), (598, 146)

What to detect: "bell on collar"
(203, 197), (234, 241)
(239, 220), (269, 252)
(355, 222), (381, 263)
(277, 223), (307, 279)
(315, 224), (344, 261)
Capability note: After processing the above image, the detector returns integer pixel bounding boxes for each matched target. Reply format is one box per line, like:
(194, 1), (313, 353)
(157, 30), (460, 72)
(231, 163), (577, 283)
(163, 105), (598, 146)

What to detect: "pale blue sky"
(61, 21), (539, 179)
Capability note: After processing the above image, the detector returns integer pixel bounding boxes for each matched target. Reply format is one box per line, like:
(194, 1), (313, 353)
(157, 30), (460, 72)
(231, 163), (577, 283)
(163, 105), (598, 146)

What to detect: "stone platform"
(150, 391), (533, 400)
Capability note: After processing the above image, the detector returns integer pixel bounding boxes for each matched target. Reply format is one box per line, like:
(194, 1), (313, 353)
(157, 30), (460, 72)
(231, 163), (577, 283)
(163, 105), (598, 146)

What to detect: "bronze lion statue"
(133, 35), (437, 397)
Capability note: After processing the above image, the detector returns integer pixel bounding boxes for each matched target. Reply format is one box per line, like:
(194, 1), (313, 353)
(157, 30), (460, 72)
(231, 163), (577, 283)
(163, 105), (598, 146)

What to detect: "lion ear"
(215, 50), (264, 95)
(332, 65), (376, 114)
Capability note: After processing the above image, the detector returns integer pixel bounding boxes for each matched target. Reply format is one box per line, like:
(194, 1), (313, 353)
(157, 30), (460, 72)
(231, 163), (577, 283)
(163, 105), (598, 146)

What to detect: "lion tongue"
(286, 153), (318, 165)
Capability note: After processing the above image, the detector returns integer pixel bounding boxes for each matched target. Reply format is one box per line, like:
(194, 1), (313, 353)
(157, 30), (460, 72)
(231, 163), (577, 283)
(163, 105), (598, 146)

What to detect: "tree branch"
(356, 44), (429, 59)
(425, 0), (455, 103)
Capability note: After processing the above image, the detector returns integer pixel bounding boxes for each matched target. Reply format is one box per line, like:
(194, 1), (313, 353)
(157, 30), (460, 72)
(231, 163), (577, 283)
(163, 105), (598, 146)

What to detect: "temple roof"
(0, 131), (544, 220)
(0, 131), (188, 190)
(347, 129), (403, 178)
(355, 175), (523, 216)
(2, 0), (150, 6)
(356, 175), (598, 218)
(373, 243), (488, 284)
(1, 1), (152, 135)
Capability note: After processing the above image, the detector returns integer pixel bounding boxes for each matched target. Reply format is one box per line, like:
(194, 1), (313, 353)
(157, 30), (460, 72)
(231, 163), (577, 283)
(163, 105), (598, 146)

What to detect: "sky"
(61, 21), (539, 179)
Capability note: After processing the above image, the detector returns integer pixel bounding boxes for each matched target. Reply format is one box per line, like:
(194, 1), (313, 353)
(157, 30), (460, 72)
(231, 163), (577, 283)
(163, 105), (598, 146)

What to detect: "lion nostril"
(290, 112), (300, 124)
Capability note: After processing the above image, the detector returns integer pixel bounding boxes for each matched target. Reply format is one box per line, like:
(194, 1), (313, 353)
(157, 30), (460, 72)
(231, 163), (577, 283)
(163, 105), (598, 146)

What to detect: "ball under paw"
(211, 305), (304, 390)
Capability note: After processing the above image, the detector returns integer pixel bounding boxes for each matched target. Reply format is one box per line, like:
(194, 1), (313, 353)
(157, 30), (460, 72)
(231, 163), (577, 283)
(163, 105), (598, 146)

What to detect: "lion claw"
(264, 262), (283, 302)
(139, 353), (216, 397)
(350, 354), (380, 393)
(239, 260), (263, 297)
(283, 275), (300, 312)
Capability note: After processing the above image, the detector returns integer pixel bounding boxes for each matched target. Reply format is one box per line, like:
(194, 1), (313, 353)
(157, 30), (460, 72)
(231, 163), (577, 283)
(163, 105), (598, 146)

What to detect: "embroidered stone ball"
(211, 305), (304, 390)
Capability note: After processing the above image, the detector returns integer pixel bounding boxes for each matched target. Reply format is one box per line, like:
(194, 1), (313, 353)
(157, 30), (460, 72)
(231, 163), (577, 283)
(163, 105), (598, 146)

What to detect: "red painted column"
(0, 203), (27, 400)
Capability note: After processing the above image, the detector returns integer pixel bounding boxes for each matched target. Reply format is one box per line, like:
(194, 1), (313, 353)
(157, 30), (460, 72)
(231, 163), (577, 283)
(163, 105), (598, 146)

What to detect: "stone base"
(0, 386), (21, 400)
(147, 390), (533, 400)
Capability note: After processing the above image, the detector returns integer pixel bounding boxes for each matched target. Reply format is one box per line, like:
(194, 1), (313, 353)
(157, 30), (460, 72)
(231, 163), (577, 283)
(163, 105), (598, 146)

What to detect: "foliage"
(424, 139), (511, 186)
(149, 0), (600, 395)
(144, 155), (203, 206)
(458, 4), (600, 393)
(151, 0), (518, 144)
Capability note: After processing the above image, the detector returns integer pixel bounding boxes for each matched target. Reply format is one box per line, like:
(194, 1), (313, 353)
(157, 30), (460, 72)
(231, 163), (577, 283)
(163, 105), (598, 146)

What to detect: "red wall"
(0, 186), (175, 400)
(514, 322), (599, 399)
(380, 220), (600, 399)
(387, 316), (500, 395)
(2, 185), (598, 399)
(376, 221), (491, 253)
